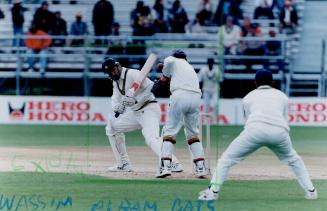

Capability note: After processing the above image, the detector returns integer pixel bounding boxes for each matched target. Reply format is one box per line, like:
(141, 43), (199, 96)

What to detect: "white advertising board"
(0, 96), (326, 126)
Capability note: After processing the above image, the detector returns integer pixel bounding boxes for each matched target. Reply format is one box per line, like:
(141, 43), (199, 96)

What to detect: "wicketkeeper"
(102, 58), (183, 173)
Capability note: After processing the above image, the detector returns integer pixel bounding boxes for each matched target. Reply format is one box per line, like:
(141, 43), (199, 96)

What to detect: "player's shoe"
(198, 186), (219, 201)
(171, 162), (183, 172)
(156, 160), (171, 178)
(107, 162), (133, 172)
(194, 160), (207, 178)
(305, 188), (318, 200)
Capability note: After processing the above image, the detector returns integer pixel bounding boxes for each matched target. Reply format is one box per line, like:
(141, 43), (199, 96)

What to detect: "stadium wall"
(1, 96), (327, 126)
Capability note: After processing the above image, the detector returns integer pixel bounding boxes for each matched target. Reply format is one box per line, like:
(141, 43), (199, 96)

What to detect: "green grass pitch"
(0, 125), (326, 211)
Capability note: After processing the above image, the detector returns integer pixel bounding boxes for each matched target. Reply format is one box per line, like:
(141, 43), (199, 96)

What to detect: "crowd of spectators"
(0, 0), (302, 72)
(217, 0), (300, 72)
(4, 0), (301, 44)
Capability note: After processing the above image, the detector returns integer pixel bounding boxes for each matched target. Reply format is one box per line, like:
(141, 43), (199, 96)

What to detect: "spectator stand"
(0, 33), (217, 96)
(0, 0), (211, 37)
(285, 38), (327, 97)
(0, 0), (308, 97)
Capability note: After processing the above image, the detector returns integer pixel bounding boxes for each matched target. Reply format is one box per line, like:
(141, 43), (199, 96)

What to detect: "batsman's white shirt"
(162, 56), (202, 139)
(107, 67), (160, 146)
(111, 67), (156, 111)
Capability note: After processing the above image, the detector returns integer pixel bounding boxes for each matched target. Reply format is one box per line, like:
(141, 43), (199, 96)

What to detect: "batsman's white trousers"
(105, 103), (161, 162)
(106, 103), (161, 141)
(106, 103), (181, 165)
(211, 122), (314, 192)
(163, 90), (202, 139)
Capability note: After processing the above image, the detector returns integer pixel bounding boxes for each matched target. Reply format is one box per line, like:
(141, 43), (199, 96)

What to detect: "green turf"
(0, 172), (325, 211)
(0, 125), (326, 154)
(0, 126), (326, 210)
(0, 124), (320, 148)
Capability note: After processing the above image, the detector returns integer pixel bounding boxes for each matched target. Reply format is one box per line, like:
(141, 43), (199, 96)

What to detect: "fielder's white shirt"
(111, 67), (155, 111)
(198, 66), (219, 92)
(243, 85), (289, 131)
(162, 56), (201, 94)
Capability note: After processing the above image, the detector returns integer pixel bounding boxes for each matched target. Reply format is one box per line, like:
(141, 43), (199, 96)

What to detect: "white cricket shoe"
(156, 160), (171, 178)
(107, 163), (133, 172)
(305, 189), (318, 200)
(171, 162), (183, 172)
(198, 187), (219, 201)
(194, 160), (207, 178)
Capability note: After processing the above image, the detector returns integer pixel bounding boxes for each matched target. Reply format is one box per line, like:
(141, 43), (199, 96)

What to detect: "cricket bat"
(115, 53), (157, 118)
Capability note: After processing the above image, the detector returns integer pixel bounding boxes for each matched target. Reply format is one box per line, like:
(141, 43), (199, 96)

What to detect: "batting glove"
(113, 103), (125, 114)
(121, 95), (137, 107)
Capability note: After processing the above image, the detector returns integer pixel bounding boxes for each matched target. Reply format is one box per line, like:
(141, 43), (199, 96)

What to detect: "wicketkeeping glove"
(113, 103), (125, 114)
(151, 76), (171, 97)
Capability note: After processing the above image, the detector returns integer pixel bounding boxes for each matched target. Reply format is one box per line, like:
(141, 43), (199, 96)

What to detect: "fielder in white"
(156, 50), (207, 178)
(102, 58), (183, 172)
(197, 58), (220, 117)
(199, 69), (318, 200)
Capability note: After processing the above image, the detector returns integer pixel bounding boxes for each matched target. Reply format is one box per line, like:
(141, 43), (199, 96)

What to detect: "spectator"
(221, 16), (241, 55)
(33, 1), (54, 33)
(254, 0), (275, 20)
(152, 0), (168, 33)
(255, 0), (278, 10)
(106, 22), (129, 67)
(0, 8), (5, 20)
(212, 0), (243, 26)
(130, 1), (144, 27)
(25, 23), (52, 74)
(132, 5), (155, 36)
(228, 0), (243, 24)
(188, 13), (207, 34)
(241, 17), (252, 36)
(168, 0), (189, 33)
(11, 0), (28, 48)
(265, 30), (281, 56)
(112, 22), (120, 36)
(241, 23), (265, 55)
(264, 30), (283, 70)
(197, 0), (213, 25)
(50, 11), (67, 46)
(92, 0), (114, 45)
(279, 0), (298, 34)
(130, 6), (153, 67)
(275, 0), (285, 11)
(70, 11), (88, 46)
(240, 23), (265, 70)
(241, 17), (263, 37)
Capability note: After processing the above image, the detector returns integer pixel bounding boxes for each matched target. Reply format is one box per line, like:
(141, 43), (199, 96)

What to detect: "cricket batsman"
(102, 57), (183, 173)
(198, 69), (318, 200)
(155, 50), (207, 178)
